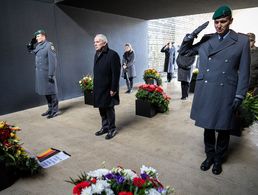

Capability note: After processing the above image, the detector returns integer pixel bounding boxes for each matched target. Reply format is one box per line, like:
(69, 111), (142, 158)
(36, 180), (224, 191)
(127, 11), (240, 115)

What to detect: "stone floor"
(0, 80), (258, 195)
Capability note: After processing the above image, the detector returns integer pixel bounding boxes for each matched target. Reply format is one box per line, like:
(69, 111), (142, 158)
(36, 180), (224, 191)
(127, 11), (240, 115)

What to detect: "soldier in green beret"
(29, 30), (59, 119)
(180, 5), (250, 175)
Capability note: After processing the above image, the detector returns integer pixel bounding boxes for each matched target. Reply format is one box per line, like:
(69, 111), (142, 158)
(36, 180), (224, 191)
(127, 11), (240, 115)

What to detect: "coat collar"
(33, 41), (48, 53)
(94, 44), (109, 63)
(208, 30), (238, 56)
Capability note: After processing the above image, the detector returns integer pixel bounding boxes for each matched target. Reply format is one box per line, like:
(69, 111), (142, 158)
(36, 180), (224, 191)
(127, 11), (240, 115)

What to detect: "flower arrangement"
(67, 165), (174, 195)
(238, 92), (258, 128)
(79, 75), (93, 91)
(143, 69), (162, 86)
(191, 68), (199, 81)
(0, 121), (41, 176)
(136, 84), (171, 113)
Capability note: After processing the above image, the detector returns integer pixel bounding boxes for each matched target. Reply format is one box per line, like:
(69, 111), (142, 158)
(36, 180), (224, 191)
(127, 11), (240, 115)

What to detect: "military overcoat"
(93, 46), (121, 108)
(180, 30), (250, 130)
(33, 41), (57, 95)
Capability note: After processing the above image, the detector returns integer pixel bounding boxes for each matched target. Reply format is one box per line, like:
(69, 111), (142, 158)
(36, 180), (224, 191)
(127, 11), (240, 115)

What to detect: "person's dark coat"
(93, 45), (121, 108)
(161, 45), (170, 72)
(249, 46), (258, 90)
(33, 41), (57, 95)
(122, 50), (136, 78)
(180, 30), (250, 130)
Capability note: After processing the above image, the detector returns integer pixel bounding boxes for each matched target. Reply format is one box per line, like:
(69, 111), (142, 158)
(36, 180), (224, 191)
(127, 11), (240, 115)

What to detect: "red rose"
(133, 177), (145, 188)
(118, 192), (133, 195)
(73, 181), (91, 195)
(91, 178), (97, 184)
(155, 87), (163, 93)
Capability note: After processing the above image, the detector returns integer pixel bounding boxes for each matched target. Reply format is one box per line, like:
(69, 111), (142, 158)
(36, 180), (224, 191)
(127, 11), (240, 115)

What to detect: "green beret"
(212, 5), (232, 20)
(34, 29), (46, 36)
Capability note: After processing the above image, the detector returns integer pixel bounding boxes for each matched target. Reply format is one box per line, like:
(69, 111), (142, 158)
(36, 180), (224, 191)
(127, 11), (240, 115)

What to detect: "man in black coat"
(93, 34), (121, 140)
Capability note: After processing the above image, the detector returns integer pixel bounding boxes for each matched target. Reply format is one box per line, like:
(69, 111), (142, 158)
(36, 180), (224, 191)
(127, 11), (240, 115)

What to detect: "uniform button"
(220, 83), (224, 86)
(207, 69), (210, 72)
(222, 71), (226, 74)
(225, 59), (228, 62)
(209, 57), (212, 61)
(204, 80), (208, 83)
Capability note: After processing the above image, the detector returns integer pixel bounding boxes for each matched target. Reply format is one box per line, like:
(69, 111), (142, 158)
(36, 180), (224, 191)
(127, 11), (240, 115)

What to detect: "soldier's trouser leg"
(45, 95), (52, 112)
(51, 94), (59, 113)
(215, 130), (230, 163)
(204, 129), (216, 159)
(45, 94), (58, 114)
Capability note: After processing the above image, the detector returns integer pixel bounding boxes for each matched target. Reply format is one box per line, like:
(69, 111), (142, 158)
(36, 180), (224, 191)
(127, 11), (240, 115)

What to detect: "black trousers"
(45, 94), (59, 114)
(167, 73), (172, 82)
(204, 129), (230, 163)
(125, 73), (134, 90)
(99, 107), (116, 131)
(181, 81), (189, 98)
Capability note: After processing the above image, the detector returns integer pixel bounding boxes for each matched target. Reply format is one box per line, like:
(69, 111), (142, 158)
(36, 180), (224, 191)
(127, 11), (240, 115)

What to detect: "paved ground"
(0, 80), (258, 195)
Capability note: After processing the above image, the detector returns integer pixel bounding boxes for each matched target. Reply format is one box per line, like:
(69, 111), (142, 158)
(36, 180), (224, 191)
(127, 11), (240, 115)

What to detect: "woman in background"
(122, 43), (136, 93)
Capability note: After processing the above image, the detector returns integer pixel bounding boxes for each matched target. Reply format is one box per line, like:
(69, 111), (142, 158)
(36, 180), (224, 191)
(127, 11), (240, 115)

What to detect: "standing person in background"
(247, 33), (258, 95)
(176, 50), (195, 100)
(180, 5), (250, 175)
(122, 43), (136, 93)
(161, 42), (176, 82)
(27, 30), (59, 119)
(93, 34), (121, 140)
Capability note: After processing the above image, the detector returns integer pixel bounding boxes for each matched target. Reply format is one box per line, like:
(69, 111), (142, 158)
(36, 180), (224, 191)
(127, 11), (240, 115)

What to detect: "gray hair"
(95, 34), (108, 43)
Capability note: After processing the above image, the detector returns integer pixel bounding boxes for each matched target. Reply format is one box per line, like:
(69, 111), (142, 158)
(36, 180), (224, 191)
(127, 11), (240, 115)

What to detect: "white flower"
(123, 169), (138, 180)
(91, 180), (110, 194)
(105, 188), (115, 195)
(146, 188), (161, 195)
(81, 186), (93, 195)
(87, 168), (109, 179)
(140, 165), (157, 177)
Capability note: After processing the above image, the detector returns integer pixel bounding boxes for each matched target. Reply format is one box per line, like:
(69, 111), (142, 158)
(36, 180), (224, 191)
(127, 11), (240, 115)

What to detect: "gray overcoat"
(122, 51), (136, 78)
(180, 30), (250, 130)
(33, 41), (57, 95)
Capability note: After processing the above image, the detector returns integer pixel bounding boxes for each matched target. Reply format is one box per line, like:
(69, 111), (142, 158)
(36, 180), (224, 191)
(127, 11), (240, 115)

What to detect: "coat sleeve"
(161, 45), (168, 53)
(47, 43), (57, 77)
(126, 52), (135, 67)
(236, 36), (250, 99)
(111, 52), (121, 92)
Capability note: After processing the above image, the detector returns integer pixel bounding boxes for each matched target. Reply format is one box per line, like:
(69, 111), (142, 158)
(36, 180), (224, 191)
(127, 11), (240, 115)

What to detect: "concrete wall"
(0, 0), (148, 115)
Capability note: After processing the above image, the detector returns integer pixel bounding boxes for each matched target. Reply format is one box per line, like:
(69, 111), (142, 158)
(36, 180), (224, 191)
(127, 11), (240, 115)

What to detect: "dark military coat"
(93, 45), (121, 108)
(180, 30), (250, 130)
(33, 41), (57, 95)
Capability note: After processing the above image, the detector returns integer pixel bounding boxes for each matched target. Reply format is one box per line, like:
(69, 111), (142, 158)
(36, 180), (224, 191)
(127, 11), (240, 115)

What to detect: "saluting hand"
(191, 21), (209, 38)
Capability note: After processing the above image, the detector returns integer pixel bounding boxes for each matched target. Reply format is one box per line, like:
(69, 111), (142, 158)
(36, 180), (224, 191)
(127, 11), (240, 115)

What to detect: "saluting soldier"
(29, 30), (59, 119)
(180, 5), (250, 174)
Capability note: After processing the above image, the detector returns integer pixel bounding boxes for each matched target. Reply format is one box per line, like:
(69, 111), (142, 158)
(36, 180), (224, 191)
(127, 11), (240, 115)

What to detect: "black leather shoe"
(95, 128), (109, 136)
(41, 110), (50, 116)
(212, 162), (222, 175)
(105, 129), (117, 140)
(200, 158), (214, 171)
(47, 112), (58, 119)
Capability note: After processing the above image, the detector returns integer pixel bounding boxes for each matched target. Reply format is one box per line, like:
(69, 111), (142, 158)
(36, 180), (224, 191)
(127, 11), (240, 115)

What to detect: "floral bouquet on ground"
(143, 68), (162, 86)
(136, 84), (171, 113)
(79, 75), (93, 91)
(67, 165), (174, 195)
(0, 121), (41, 176)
